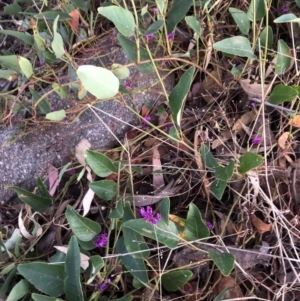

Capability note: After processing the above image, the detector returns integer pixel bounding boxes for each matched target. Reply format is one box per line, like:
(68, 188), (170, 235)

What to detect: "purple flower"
(166, 124), (173, 131)
(94, 233), (108, 248)
(145, 33), (154, 41)
(98, 278), (111, 291)
(124, 79), (132, 89)
(251, 136), (262, 145)
(140, 206), (161, 225)
(167, 32), (175, 41)
(280, 5), (289, 13)
(68, 168), (76, 175)
(37, 59), (45, 67)
(153, 7), (158, 14)
(250, 102), (256, 108)
(206, 221), (214, 230)
(142, 115), (151, 126)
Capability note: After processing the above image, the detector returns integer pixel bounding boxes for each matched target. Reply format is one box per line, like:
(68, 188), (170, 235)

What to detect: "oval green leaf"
(275, 39), (291, 75)
(162, 270), (193, 292)
(247, 0), (266, 22)
(238, 152), (263, 174)
(18, 56), (33, 79)
(185, 203), (209, 241)
(274, 13), (297, 23)
(65, 205), (101, 241)
(89, 180), (117, 201)
(268, 84), (298, 105)
(200, 143), (219, 170)
(45, 109), (66, 121)
(52, 16), (65, 59)
(111, 63), (130, 79)
(215, 160), (234, 181)
(17, 263), (65, 297)
(258, 26), (273, 51)
(84, 150), (117, 177)
(98, 6), (135, 37)
(77, 65), (119, 99)
(0, 30), (34, 45)
(213, 36), (257, 60)
(211, 179), (227, 200)
(144, 20), (164, 35)
(208, 250), (234, 276)
(185, 16), (201, 36)
(7, 279), (29, 301)
(32, 294), (64, 301)
(229, 7), (250, 35)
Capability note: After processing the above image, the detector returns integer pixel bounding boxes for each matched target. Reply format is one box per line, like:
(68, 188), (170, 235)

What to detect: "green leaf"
(123, 203), (150, 259)
(213, 289), (230, 301)
(7, 279), (29, 301)
(98, 6), (135, 37)
(4, 3), (21, 15)
(258, 26), (273, 51)
(213, 36), (256, 60)
(45, 109), (66, 121)
(268, 84), (298, 105)
(247, 0), (266, 21)
(274, 13), (297, 23)
(65, 205), (101, 241)
(0, 30), (34, 45)
(238, 152), (263, 174)
(117, 34), (154, 73)
(11, 187), (51, 212)
(208, 250), (234, 276)
(64, 236), (84, 301)
(17, 263), (65, 297)
(161, 270), (193, 292)
(70, 0), (90, 12)
(32, 294), (64, 301)
(18, 56), (33, 79)
(166, 0), (193, 33)
(144, 20), (164, 35)
(52, 83), (68, 98)
(185, 16), (201, 36)
(30, 88), (51, 114)
(185, 203), (209, 241)
(108, 198), (124, 219)
(89, 180), (117, 201)
(116, 236), (148, 285)
(159, 198), (170, 225)
(36, 177), (52, 199)
(85, 150), (117, 177)
(275, 39), (292, 75)
(215, 160), (234, 181)
(123, 219), (178, 249)
(0, 69), (16, 80)
(77, 65), (119, 99)
(229, 7), (249, 35)
(51, 16), (65, 59)
(0, 55), (20, 72)
(211, 179), (227, 200)
(169, 66), (195, 127)
(200, 143), (219, 170)
(87, 255), (104, 284)
(34, 11), (71, 20)
(111, 63), (130, 79)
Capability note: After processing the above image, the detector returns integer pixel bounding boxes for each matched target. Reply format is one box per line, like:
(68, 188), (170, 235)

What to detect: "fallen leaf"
(152, 145), (164, 191)
(232, 110), (257, 132)
(75, 138), (93, 181)
(68, 9), (80, 33)
(48, 164), (59, 196)
(251, 214), (272, 234)
(289, 115), (300, 128)
(278, 132), (291, 150)
(239, 79), (270, 99)
(82, 188), (95, 216)
(18, 208), (33, 239)
(141, 104), (150, 117)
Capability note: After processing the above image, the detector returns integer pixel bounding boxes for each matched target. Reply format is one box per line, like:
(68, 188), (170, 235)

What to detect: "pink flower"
(153, 7), (158, 14)
(167, 32), (175, 41)
(145, 33), (154, 41)
(140, 206), (161, 225)
(142, 115), (151, 126)
(251, 136), (262, 145)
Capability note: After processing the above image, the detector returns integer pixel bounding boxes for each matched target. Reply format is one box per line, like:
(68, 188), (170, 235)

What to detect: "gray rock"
(0, 36), (173, 204)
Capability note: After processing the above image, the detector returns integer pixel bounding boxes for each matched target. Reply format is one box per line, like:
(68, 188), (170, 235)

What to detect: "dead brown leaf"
(278, 132), (291, 150)
(152, 145), (164, 190)
(232, 110), (257, 132)
(239, 79), (270, 98)
(251, 214), (272, 234)
(68, 9), (80, 33)
(289, 115), (300, 127)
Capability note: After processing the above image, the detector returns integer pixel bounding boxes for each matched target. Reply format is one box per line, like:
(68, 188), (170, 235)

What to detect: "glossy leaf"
(185, 203), (209, 241)
(89, 180), (117, 201)
(7, 279), (29, 301)
(229, 7), (249, 35)
(77, 65), (119, 99)
(211, 179), (227, 200)
(51, 16), (65, 59)
(45, 109), (66, 121)
(166, 0), (193, 33)
(116, 236), (148, 285)
(0, 30), (34, 45)
(238, 152), (263, 174)
(169, 66), (195, 127)
(275, 39), (292, 75)
(85, 150), (117, 177)
(98, 6), (135, 37)
(64, 236), (84, 301)
(123, 203), (149, 259)
(247, 0), (266, 21)
(117, 34), (153, 73)
(215, 160), (234, 181)
(268, 84), (298, 105)
(213, 36), (256, 60)
(123, 219), (178, 249)
(145, 20), (164, 35)
(185, 16), (201, 36)
(65, 205), (101, 241)
(18, 263), (65, 297)
(11, 187), (51, 212)
(161, 270), (193, 292)
(200, 143), (219, 170)
(208, 250), (235, 276)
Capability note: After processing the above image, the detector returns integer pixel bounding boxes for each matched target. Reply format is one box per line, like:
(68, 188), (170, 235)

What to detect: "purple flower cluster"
(206, 221), (214, 230)
(140, 206), (161, 225)
(142, 115), (151, 126)
(94, 233), (108, 248)
(145, 33), (154, 41)
(99, 278), (111, 291)
(167, 32), (175, 41)
(251, 136), (262, 145)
